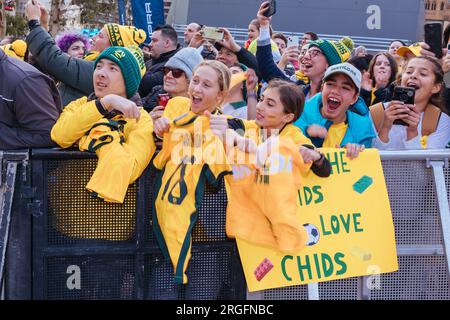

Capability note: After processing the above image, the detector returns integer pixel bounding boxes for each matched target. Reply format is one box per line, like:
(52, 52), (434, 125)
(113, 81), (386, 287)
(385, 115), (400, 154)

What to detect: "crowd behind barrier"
(1, 0), (450, 301)
(1, 148), (450, 300)
(173, 24), (411, 53)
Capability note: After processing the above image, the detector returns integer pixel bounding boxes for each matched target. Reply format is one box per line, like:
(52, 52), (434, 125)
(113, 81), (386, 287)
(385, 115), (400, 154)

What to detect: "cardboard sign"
(236, 148), (398, 292)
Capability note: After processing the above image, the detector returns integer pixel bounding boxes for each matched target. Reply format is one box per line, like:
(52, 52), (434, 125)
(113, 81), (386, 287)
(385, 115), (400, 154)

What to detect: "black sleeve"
(138, 69), (164, 98)
(256, 41), (289, 83)
(311, 155), (332, 177)
(359, 88), (372, 107)
(227, 118), (246, 133)
(302, 144), (332, 177)
(235, 47), (261, 79)
(0, 75), (61, 149)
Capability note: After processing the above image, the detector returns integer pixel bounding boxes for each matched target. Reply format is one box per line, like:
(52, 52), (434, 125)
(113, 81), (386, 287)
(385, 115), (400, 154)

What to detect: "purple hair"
(56, 32), (91, 53)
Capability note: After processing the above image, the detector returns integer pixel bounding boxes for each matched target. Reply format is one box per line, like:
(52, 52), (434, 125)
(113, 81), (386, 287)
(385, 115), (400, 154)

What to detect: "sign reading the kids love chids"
(236, 148), (398, 292)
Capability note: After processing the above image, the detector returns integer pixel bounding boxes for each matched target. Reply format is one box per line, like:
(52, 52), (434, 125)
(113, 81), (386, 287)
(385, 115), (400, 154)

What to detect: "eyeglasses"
(306, 49), (323, 58)
(163, 67), (185, 78)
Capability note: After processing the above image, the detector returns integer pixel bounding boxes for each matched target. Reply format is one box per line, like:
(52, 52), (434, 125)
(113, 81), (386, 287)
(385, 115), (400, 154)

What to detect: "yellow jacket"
(225, 122), (312, 253)
(50, 96), (155, 239)
(51, 96), (155, 201)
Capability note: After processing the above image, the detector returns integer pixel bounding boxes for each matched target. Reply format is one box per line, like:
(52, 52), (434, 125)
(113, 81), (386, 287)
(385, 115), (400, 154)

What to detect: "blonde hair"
(193, 60), (231, 108)
(194, 60), (231, 92)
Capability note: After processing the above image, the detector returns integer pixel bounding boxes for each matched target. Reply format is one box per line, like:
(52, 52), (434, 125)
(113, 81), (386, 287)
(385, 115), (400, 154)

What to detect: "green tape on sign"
(353, 175), (373, 194)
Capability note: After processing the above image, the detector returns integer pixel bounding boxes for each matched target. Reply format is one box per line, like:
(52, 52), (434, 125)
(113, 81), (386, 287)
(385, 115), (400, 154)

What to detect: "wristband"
(247, 92), (258, 100)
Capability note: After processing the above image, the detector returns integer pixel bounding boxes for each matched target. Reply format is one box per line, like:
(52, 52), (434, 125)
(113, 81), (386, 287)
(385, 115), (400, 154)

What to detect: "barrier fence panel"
(28, 148), (246, 300)
(1, 150), (31, 300)
(3, 149), (450, 300)
(247, 151), (450, 300)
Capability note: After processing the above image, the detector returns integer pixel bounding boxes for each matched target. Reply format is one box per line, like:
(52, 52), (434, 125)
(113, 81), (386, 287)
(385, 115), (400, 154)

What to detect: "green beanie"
(95, 46), (143, 98)
(308, 39), (351, 66)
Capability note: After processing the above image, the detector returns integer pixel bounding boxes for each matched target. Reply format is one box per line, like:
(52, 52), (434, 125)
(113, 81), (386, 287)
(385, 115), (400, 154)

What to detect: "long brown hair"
(265, 79), (305, 123)
(404, 56), (445, 110)
(368, 52), (398, 87)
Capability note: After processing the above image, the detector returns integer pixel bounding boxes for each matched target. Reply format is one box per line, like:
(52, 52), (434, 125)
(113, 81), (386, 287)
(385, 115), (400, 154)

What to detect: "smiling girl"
(371, 56), (450, 149)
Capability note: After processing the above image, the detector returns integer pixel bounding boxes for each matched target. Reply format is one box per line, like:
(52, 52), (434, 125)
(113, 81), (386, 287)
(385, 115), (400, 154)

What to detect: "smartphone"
(424, 23), (443, 59)
(287, 36), (299, 48)
(263, 0), (277, 17)
(157, 93), (170, 108)
(201, 26), (224, 41)
(447, 43), (450, 54)
(392, 86), (415, 126)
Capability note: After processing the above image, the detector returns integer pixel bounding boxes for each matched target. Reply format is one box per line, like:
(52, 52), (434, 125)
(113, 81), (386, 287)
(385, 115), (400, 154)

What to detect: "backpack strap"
(369, 102), (385, 134)
(421, 104), (441, 137)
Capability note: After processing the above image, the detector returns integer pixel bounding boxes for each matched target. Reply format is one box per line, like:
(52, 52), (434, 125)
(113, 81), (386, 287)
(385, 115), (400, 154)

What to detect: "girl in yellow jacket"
(50, 46), (155, 240)
(206, 79), (332, 253)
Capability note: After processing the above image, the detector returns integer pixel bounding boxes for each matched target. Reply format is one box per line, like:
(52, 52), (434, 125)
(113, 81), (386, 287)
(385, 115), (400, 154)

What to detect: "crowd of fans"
(1, 0), (450, 297)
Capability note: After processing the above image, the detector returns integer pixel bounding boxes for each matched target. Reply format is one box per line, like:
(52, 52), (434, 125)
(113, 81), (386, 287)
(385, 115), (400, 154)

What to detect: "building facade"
(425, 0), (450, 28)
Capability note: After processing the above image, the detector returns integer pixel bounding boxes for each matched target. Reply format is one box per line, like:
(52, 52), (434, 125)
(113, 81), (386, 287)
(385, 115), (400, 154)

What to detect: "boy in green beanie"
(50, 46), (155, 239)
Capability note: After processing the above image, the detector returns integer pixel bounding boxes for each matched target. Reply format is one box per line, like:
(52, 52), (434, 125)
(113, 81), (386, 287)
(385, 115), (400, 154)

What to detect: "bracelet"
(247, 92), (258, 100)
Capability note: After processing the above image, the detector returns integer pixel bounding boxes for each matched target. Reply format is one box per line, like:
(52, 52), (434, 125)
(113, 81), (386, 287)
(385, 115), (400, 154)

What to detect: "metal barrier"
(1, 149), (450, 300)
(173, 24), (411, 53)
(248, 150), (450, 300)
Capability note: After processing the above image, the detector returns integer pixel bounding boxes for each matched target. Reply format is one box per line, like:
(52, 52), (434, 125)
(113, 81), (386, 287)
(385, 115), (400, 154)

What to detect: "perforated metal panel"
(381, 160), (442, 246)
(318, 278), (361, 300)
(254, 159), (450, 300)
(145, 245), (242, 300)
(369, 255), (450, 300)
(144, 170), (228, 244)
(444, 167), (450, 202)
(193, 179), (228, 242)
(46, 255), (135, 300)
(47, 160), (137, 244)
(261, 285), (308, 300)
(33, 154), (246, 300)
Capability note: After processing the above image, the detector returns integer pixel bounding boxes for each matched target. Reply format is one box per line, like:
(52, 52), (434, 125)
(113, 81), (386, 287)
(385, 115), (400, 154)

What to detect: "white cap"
(323, 62), (362, 92)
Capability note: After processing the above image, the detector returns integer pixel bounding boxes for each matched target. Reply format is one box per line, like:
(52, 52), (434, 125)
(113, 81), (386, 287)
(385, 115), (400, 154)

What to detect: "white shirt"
(221, 102), (248, 119)
(372, 108), (450, 149)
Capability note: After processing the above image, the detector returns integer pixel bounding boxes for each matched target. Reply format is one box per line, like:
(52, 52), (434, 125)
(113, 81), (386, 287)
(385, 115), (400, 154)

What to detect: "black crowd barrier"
(2, 148), (246, 300)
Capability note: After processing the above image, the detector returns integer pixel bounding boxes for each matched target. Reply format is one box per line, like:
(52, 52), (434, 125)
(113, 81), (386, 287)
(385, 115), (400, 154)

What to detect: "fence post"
(429, 160), (450, 281)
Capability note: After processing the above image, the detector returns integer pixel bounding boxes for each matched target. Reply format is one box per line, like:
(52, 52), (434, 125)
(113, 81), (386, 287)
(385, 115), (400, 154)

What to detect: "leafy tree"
(72, 0), (119, 27)
(5, 13), (27, 37)
(0, 0), (6, 38)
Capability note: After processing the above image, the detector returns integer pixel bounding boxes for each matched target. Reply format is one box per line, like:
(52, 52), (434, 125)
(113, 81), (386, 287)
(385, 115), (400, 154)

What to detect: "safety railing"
(1, 149), (449, 299)
(173, 24), (411, 53)
(248, 150), (450, 300)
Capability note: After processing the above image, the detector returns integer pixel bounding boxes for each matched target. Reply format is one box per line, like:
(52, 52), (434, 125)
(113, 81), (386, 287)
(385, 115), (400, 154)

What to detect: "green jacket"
(26, 26), (94, 107)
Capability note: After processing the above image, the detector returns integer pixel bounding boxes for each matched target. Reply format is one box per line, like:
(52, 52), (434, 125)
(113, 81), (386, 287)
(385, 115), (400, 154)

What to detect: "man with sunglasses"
(143, 48), (203, 113)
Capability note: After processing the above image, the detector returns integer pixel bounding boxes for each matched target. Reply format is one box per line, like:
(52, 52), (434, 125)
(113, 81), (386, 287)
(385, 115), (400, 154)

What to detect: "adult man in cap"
(25, 0), (146, 106)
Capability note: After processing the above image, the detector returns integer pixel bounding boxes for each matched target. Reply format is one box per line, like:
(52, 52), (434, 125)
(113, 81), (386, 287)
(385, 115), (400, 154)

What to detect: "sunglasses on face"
(163, 67), (185, 78)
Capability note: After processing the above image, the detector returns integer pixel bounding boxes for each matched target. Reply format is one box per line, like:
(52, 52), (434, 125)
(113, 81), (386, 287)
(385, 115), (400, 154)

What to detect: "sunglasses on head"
(163, 67), (185, 78)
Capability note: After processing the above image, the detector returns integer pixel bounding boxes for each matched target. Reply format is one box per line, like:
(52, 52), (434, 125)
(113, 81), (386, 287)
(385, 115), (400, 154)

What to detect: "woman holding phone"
(370, 56), (450, 149)
(144, 48), (203, 116)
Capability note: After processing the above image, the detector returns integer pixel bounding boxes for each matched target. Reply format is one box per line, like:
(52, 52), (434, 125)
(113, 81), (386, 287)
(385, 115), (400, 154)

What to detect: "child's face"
(255, 87), (294, 130)
(401, 58), (442, 104)
(189, 66), (225, 114)
(321, 73), (358, 123)
(93, 59), (126, 98)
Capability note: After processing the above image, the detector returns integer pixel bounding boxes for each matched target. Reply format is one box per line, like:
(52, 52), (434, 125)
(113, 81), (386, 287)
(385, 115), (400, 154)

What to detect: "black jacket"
(0, 49), (62, 149)
(142, 85), (166, 112)
(138, 46), (180, 98)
